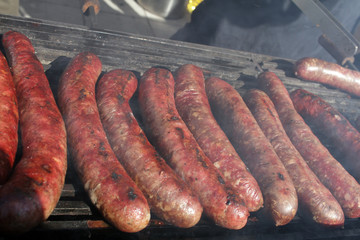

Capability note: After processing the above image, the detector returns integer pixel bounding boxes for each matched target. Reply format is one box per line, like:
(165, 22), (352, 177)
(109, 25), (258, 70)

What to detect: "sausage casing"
(205, 77), (298, 226)
(244, 88), (344, 226)
(294, 57), (360, 97)
(58, 52), (150, 233)
(138, 67), (249, 230)
(258, 71), (360, 218)
(174, 64), (263, 212)
(290, 88), (360, 180)
(0, 50), (18, 184)
(96, 69), (203, 228)
(0, 31), (67, 233)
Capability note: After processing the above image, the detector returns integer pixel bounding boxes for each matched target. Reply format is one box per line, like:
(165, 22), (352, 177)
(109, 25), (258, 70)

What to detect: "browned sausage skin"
(0, 31), (67, 233)
(294, 57), (360, 97)
(258, 71), (360, 219)
(244, 89), (344, 226)
(173, 64), (263, 212)
(138, 67), (249, 230)
(0, 50), (18, 184)
(205, 77), (298, 226)
(290, 88), (360, 180)
(96, 69), (203, 228)
(58, 52), (150, 233)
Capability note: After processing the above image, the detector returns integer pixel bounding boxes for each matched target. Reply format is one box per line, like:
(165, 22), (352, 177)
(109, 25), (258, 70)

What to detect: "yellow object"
(187, 0), (204, 13)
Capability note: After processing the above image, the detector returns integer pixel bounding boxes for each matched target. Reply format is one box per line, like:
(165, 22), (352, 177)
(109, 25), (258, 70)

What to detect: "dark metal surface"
(1, 14), (360, 239)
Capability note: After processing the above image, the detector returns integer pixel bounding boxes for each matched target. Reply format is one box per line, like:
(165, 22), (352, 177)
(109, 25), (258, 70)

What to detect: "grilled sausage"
(258, 71), (360, 218)
(173, 64), (263, 212)
(0, 50), (18, 184)
(205, 77), (297, 226)
(58, 52), (150, 233)
(290, 88), (360, 180)
(96, 69), (203, 228)
(138, 67), (249, 230)
(0, 31), (67, 233)
(294, 57), (360, 97)
(244, 89), (344, 226)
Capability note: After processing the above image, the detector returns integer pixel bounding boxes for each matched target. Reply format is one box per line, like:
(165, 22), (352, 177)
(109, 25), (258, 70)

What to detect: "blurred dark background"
(171, 0), (360, 62)
(2, 0), (360, 62)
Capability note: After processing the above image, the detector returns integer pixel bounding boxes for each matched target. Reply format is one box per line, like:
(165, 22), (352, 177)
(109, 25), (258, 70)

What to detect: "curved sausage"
(138, 67), (249, 230)
(205, 77), (298, 226)
(96, 69), (203, 228)
(258, 71), (360, 218)
(0, 50), (18, 184)
(290, 88), (360, 180)
(173, 64), (263, 212)
(0, 31), (67, 233)
(244, 89), (344, 226)
(294, 57), (360, 97)
(58, 52), (150, 233)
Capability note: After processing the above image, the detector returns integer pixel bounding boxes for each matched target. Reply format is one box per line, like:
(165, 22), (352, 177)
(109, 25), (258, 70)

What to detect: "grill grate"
(1, 14), (360, 239)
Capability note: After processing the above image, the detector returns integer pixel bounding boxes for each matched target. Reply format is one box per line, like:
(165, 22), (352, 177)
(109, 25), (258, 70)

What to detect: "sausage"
(58, 52), (150, 233)
(243, 89), (344, 226)
(173, 64), (263, 212)
(290, 88), (360, 180)
(0, 31), (67, 233)
(138, 67), (249, 230)
(0, 50), (18, 184)
(294, 57), (360, 97)
(96, 69), (203, 228)
(205, 77), (298, 226)
(258, 71), (360, 218)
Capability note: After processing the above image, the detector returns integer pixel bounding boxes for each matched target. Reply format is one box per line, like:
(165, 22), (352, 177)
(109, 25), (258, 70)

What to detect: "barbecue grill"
(1, 13), (360, 240)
